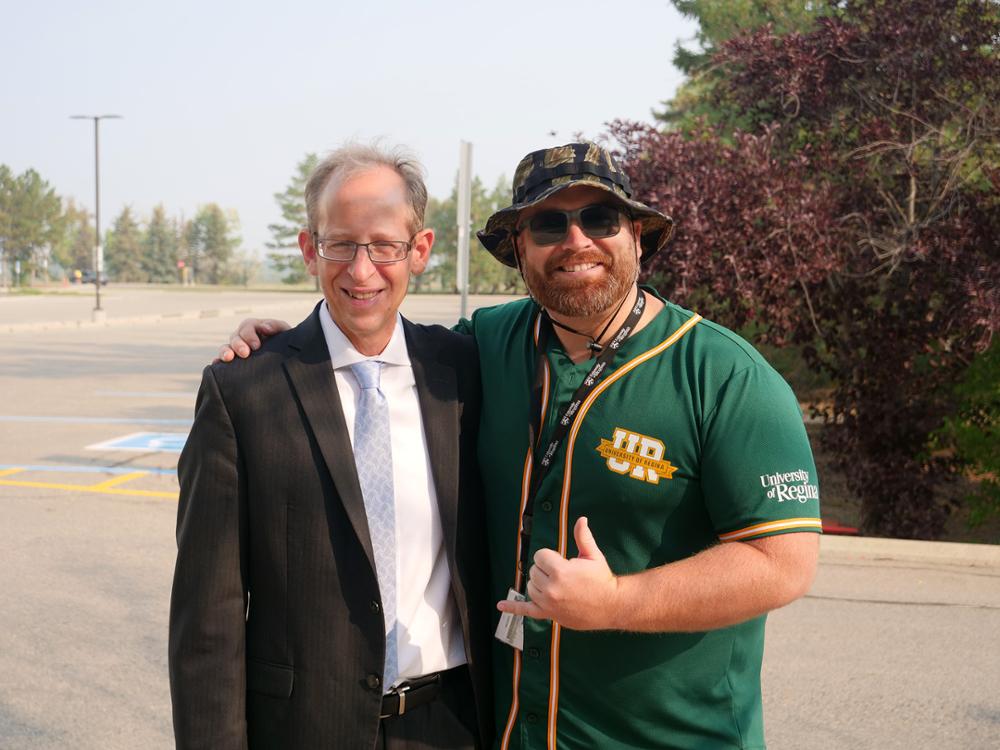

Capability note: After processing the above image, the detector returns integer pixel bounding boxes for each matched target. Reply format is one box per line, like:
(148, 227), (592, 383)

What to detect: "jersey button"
(540, 500), (553, 512)
(366, 674), (381, 691)
(527, 647), (540, 659)
(370, 600), (381, 614)
(526, 712), (539, 724)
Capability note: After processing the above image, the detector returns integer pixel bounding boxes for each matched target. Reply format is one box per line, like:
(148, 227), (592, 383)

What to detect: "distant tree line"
(102, 203), (246, 285)
(0, 164), (246, 286)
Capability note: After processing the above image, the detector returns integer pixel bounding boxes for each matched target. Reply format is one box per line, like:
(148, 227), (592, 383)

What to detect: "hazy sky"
(1, 0), (697, 255)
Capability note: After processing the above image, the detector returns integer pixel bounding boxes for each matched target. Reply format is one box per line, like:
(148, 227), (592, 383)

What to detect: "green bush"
(934, 342), (1000, 528)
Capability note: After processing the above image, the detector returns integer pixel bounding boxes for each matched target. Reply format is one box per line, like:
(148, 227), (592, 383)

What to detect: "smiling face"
(298, 166), (431, 355)
(515, 185), (641, 321)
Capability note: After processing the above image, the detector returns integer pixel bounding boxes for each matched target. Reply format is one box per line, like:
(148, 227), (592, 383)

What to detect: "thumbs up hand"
(496, 517), (619, 631)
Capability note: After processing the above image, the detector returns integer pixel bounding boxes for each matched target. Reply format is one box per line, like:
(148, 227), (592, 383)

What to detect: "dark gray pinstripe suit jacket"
(168, 304), (493, 749)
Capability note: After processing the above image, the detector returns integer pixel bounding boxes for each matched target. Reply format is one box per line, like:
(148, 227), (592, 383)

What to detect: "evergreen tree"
(659, 0), (825, 128)
(143, 204), (179, 283)
(184, 204), (241, 284)
(105, 206), (145, 281)
(267, 153), (318, 284)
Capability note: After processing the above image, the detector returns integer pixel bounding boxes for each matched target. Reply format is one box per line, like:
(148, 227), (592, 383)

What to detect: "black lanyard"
(516, 289), (646, 591)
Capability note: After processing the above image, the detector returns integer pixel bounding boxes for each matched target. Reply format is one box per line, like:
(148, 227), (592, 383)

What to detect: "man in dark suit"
(169, 144), (493, 749)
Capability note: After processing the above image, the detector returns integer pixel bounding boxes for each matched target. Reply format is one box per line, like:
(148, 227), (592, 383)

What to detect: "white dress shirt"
(319, 304), (467, 687)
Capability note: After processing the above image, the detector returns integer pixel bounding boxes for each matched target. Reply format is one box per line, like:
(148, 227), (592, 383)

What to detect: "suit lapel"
(283, 306), (376, 569)
(404, 320), (460, 563)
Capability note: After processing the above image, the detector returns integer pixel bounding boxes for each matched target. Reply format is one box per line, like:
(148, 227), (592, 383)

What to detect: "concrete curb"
(821, 534), (1000, 567)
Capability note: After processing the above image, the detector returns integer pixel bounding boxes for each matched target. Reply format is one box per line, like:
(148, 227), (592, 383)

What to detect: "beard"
(521, 242), (639, 319)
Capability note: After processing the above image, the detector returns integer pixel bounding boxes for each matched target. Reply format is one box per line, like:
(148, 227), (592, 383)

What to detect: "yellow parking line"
(90, 471), (148, 490)
(0, 468), (25, 478)
(0, 478), (177, 500)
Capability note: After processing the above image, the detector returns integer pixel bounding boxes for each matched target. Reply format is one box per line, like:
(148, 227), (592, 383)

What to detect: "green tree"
(421, 175), (524, 294)
(670, 0), (825, 74)
(51, 199), (94, 277)
(142, 204), (180, 283)
(183, 204), (241, 284)
(105, 206), (145, 281)
(267, 153), (317, 284)
(615, 0), (1000, 538)
(660, 0), (825, 128)
(0, 165), (64, 284)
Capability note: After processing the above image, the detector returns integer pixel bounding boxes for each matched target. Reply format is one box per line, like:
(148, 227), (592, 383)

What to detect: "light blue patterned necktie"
(350, 360), (398, 690)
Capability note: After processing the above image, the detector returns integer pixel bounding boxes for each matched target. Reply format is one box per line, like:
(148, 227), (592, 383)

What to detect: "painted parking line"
(0, 465), (177, 500)
(89, 471), (150, 490)
(94, 390), (194, 399)
(87, 432), (188, 453)
(0, 477), (177, 499)
(0, 463), (176, 476)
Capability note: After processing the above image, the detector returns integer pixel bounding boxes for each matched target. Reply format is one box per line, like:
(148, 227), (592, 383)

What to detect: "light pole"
(70, 114), (121, 319)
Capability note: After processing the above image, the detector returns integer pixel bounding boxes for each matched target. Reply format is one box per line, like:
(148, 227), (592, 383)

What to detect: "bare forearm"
(608, 533), (819, 633)
(498, 521), (819, 633)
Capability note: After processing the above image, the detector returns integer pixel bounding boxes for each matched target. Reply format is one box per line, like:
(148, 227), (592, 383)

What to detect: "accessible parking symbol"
(87, 432), (188, 453)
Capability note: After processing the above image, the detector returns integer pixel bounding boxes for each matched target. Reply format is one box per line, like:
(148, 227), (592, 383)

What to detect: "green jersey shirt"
(460, 288), (821, 750)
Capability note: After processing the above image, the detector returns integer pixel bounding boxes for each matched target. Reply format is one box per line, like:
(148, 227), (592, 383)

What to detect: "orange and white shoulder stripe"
(546, 312), (702, 749)
(499, 311), (550, 750)
(718, 517), (823, 542)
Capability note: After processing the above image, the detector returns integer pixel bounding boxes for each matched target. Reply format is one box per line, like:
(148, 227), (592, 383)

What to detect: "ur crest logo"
(596, 427), (677, 484)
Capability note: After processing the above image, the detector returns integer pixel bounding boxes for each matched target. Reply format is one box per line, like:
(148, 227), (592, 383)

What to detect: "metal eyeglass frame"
(312, 233), (416, 264)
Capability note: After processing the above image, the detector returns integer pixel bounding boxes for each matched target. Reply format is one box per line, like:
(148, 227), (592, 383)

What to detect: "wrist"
(604, 573), (627, 630)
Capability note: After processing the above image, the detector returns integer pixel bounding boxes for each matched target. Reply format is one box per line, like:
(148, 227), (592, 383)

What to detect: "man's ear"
(631, 219), (643, 261)
(408, 228), (434, 275)
(299, 230), (319, 276)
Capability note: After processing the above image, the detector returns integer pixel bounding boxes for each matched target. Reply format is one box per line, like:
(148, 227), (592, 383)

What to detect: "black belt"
(379, 671), (445, 719)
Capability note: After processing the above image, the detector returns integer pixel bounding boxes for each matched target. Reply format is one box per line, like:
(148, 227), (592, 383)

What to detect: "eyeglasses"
(312, 234), (414, 264)
(517, 204), (625, 246)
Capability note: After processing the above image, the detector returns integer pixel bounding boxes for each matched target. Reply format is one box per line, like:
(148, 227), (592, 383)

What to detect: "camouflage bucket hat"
(477, 142), (674, 268)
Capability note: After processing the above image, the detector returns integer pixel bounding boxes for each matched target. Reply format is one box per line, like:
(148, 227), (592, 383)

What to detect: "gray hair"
(304, 142), (428, 235)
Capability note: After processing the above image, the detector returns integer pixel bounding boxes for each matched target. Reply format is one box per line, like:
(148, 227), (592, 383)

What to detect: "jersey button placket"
(521, 433), (559, 747)
(518, 624), (551, 748)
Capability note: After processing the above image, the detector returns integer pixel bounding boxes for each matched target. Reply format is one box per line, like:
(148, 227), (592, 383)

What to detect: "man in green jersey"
(222, 142), (822, 749)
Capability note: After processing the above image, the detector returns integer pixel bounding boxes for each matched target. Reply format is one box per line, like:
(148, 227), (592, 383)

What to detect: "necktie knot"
(351, 360), (382, 391)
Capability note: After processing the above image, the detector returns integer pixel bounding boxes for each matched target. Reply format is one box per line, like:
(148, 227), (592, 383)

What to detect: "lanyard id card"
(494, 588), (526, 650)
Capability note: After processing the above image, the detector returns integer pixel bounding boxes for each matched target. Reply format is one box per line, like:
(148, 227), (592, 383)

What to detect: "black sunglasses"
(518, 204), (626, 246)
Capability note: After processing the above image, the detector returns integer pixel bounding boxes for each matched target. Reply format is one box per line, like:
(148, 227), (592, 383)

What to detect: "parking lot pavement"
(0, 311), (236, 749)
(0, 290), (520, 749)
(763, 538), (1000, 750)
(0, 285), (523, 332)
(0, 286), (318, 330)
(1, 289), (997, 749)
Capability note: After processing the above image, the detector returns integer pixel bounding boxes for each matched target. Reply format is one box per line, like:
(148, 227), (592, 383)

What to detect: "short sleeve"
(701, 363), (822, 541)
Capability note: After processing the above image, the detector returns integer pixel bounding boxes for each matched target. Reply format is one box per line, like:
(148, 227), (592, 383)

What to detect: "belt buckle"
(380, 683), (411, 719)
(396, 683), (411, 716)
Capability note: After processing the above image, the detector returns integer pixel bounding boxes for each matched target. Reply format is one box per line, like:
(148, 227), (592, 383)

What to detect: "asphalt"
(1, 285), (996, 750)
